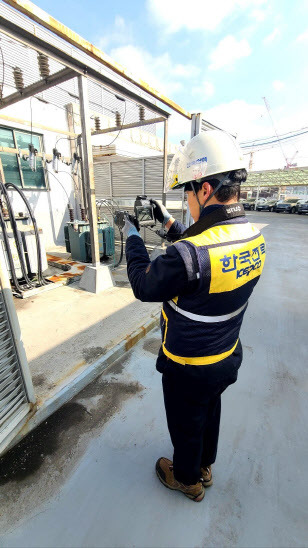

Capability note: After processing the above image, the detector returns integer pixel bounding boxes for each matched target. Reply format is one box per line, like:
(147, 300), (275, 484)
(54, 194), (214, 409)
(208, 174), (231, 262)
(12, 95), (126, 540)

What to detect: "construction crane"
(285, 149), (298, 169)
(249, 151), (254, 170)
(262, 96), (289, 165)
(262, 97), (299, 169)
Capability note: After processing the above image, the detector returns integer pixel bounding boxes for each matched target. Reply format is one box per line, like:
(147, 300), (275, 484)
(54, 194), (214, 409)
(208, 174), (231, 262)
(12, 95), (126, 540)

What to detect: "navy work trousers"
(156, 340), (243, 485)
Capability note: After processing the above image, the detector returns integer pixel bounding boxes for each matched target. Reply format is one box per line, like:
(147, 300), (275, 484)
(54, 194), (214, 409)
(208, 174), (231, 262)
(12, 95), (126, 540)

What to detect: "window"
(0, 127), (47, 190)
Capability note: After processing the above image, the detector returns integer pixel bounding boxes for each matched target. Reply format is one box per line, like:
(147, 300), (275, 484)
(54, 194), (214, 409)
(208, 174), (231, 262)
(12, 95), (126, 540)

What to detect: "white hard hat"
(166, 129), (245, 192)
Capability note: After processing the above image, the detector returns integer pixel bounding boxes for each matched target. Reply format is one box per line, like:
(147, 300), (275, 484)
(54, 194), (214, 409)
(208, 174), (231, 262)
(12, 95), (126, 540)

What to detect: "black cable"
(56, 170), (79, 210)
(113, 230), (123, 268)
(0, 196), (23, 295)
(46, 169), (70, 202)
(95, 198), (124, 267)
(5, 182), (48, 286)
(55, 136), (78, 149)
(0, 183), (34, 289)
(4, 183), (45, 285)
(0, 44), (4, 100)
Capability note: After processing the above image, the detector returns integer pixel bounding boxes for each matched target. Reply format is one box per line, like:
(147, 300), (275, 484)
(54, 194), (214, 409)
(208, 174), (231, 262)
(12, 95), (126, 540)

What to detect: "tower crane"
(262, 97), (298, 169)
(285, 149), (298, 169)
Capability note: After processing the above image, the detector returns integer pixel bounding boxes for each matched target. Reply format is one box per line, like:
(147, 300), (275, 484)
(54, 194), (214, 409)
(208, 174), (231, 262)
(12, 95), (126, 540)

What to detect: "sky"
(33, 0), (308, 170)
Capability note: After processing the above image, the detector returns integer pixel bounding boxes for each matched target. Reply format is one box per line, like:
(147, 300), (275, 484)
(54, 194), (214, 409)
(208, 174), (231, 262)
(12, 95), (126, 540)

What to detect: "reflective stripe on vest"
(161, 308), (239, 366)
(167, 299), (248, 323)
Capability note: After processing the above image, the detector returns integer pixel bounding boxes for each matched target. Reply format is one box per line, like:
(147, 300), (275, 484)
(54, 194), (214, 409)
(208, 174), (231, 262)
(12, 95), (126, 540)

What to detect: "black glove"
(150, 199), (171, 225)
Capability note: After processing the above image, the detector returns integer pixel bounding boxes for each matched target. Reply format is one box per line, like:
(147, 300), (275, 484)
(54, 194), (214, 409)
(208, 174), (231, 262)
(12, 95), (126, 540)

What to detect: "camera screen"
(136, 206), (153, 222)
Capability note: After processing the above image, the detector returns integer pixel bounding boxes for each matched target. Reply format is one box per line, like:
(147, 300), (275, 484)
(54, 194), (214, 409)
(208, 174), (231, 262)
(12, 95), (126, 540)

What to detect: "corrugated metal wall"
(94, 155), (186, 247)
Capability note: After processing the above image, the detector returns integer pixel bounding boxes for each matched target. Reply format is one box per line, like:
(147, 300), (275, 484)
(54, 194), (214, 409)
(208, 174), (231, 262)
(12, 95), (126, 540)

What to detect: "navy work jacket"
(125, 205), (265, 365)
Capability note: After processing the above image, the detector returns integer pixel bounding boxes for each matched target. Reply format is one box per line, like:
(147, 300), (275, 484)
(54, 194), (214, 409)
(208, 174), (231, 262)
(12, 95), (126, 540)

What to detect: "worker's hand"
(150, 199), (171, 225)
(121, 217), (141, 240)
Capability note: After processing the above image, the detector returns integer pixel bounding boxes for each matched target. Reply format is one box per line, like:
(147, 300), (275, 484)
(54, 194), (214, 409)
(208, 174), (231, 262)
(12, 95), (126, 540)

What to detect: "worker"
(121, 130), (266, 502)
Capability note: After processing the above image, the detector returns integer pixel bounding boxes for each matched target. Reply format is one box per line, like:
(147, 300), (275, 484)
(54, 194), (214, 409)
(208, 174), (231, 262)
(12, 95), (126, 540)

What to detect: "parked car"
(297, 200), (308, 215)
(256, 200), (278, 212)
(240, 198), (267, 210)
(240, 198), (257, 210)
(275, 198), (302, 214)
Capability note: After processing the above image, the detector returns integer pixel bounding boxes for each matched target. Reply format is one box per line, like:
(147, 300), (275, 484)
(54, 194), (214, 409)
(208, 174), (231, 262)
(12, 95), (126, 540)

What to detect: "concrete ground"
(1, 211), (308, 547)
(14, 259), (160, 405)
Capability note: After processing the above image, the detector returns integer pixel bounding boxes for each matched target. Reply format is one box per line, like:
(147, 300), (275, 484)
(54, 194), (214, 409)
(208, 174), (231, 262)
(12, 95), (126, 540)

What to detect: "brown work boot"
(200, 465), (213, 487)
(156, 457), (205, 502)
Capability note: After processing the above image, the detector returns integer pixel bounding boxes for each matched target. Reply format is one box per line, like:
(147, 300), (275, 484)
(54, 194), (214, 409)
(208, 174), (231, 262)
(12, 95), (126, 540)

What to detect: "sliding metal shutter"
(93, 154), (187, 247)
(144, 155), (182, 201)
(111, 159), (143, 198)
(0, 254), (35, 454)
(94, 162), (111, 199)
(0, 291), (28, 427)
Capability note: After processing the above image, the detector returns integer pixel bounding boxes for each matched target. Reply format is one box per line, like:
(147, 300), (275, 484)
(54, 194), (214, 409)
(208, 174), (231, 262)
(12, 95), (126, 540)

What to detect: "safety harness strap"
(167, 299), (248, 323)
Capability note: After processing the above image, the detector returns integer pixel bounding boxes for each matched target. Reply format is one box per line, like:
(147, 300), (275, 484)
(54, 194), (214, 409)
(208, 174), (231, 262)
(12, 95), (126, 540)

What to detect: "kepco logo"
(186, 157), (207, 169)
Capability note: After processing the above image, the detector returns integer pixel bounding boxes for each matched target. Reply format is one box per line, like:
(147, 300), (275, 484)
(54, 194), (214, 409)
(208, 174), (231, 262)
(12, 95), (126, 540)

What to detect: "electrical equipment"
(113, 194), (176, 246)
(94, 116), (101, 131)
(67, 204), (74, 222)
(64, 224), (71, 253)
(67, 221), (115, 263)
(113, 210), (135, 230)
(134, 195), (155, 227)
(139, 105), (145, 121)
(71, 152), (81, 176)
(28, 144), (38, 171)
(114, 195), (155, 230)
(52, 148), (62, 173)
(19, 227), (48, 275)
(13, 66), (24, 92)
(0, 227), (48, 280)
(115, 111), (121, 127)
(37, 52), (50, 79)
(0, 230), (24, 279)
(84, 226), (114, 262)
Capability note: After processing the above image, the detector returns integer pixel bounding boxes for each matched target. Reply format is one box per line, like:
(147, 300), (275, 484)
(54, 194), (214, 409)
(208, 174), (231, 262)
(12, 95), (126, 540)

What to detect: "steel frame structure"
(0, 67), (75, 110)
(0, 14), (172, 120)
(0, 3), (182, 270)
(91, 117), (166, 136)
(2, 0), (192, 120)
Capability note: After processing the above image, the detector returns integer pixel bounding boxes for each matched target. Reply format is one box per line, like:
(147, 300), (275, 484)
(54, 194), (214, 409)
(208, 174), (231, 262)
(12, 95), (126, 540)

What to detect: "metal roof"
(0, 3), (172, 122)
(0, 0), (191, 119)
(0, 21), (161, 135)
(245, 167), (308, 187)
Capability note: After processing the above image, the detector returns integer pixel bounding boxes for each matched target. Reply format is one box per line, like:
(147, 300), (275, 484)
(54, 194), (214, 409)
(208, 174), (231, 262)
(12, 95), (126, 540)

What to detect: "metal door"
(0, 249), (35, 455)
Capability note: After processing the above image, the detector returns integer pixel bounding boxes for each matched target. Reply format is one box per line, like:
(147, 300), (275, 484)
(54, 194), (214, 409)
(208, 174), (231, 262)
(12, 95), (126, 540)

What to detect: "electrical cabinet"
(0, 226), (48, 279)
(67, 221), (115, 263)
(19, 227), (48, 274)
(0, 230), (24, 279)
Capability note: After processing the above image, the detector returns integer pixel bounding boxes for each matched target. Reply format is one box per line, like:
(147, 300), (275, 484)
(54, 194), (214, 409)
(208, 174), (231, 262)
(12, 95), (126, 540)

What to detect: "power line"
(240, 126), (308, 146)
(241, 129), (308, 149)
